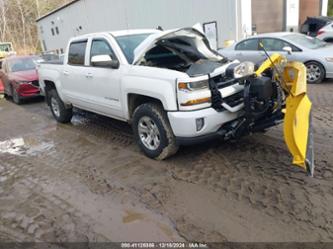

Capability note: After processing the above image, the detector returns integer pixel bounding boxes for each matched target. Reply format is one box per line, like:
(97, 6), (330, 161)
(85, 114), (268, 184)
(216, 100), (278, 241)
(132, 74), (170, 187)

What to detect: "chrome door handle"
(63, 70), (69, 76)
(86, 73), (93, 79)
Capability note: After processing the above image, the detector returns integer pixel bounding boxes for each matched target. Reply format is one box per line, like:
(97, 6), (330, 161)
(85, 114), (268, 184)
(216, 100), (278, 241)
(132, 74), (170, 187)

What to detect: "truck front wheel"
(48, 89), (73, 123)
(132, 103), (179, 160)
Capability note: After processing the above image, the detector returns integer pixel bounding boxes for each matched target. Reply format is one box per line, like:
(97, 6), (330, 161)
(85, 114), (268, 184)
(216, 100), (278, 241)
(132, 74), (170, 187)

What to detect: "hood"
(9, 69), (38, 82)
(133, 27), (224, 65)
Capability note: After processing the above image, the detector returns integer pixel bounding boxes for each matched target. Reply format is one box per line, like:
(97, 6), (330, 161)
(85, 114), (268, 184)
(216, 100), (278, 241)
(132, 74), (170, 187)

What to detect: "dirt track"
(0, 82), (332, 243)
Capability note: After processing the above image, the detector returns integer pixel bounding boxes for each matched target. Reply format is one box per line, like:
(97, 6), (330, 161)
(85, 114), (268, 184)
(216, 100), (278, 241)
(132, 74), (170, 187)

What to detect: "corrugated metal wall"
(299, 0), (321, 24)
(38, 0), (241, 52)
(252, 0), (285, 33)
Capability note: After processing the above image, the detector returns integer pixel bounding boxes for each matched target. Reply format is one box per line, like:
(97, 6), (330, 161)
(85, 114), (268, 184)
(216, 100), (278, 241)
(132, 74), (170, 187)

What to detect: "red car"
(0, 78), (4, 94)
(0, 56), (41, 104)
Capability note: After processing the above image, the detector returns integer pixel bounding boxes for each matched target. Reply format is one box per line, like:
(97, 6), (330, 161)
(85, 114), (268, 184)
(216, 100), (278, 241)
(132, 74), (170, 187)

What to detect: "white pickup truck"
(37, 28), (301, 164)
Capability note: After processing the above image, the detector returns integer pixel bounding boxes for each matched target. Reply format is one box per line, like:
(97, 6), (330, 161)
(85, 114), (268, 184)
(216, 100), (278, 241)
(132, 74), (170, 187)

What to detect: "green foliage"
(329, 0), (333, 16)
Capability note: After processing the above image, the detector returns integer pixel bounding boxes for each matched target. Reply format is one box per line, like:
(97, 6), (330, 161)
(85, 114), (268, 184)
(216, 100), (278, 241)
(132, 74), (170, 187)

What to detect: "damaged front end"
(133, 27), (314, 175)
(209, 54), (314, 176)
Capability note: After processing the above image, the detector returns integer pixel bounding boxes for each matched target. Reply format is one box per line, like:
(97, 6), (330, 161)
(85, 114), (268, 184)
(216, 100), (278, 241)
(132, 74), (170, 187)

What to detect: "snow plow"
(255, 52), (314, 176)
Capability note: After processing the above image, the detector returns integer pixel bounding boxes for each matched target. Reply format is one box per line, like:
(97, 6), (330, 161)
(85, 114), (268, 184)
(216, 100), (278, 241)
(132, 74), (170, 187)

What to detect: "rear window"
(68, 41), (87, 65)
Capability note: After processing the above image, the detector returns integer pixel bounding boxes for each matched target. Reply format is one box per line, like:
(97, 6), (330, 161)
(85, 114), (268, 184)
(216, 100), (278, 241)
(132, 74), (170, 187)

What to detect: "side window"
(235, 39), (259, 51)
(260, 38), (289, 51)
(90, 39), (116, 65)
(68, 40), (87, 66)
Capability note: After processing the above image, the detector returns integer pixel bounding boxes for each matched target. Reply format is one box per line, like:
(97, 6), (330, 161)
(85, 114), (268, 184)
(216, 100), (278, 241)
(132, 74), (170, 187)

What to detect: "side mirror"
(283, 46), (292, 55)
(91, 55), (119, 69)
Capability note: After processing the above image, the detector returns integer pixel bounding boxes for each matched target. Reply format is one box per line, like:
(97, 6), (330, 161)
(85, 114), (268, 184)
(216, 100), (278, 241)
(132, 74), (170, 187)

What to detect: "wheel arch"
(304, 60), (326, 77)
(127, 93), (164, 123)
(304, 60), (326, 72)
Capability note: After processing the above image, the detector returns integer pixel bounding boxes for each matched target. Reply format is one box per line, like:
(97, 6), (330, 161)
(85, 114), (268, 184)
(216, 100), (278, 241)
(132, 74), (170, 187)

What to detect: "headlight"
(233, 62), (255, 79)
(326, 57), (333, 62)
(178, 80), (209, 92)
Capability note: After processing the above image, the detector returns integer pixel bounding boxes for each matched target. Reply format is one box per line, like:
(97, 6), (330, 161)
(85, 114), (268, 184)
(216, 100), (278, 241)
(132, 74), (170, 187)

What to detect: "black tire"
(305, 61), (325, 84)
(324, 38), (333, 43)
(4, 92), (9, 100)
(132, 103), (179, 160)
(47, 89), (73, 123)
(12, 86), (22, 105)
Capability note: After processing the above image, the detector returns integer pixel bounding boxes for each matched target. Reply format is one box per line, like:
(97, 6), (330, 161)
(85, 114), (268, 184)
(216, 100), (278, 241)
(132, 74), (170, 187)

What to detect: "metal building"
(36, 0), (328, 54)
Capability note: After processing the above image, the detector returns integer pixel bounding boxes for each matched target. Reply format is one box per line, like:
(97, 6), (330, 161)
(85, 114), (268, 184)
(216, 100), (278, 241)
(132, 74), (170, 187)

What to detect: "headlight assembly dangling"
(233, 62), (255, 79)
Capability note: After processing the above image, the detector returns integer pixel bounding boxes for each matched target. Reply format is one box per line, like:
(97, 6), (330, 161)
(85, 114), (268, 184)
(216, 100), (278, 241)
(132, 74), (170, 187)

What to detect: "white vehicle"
(317, 23), (333, 42)
(37, 28), (313, 174)
(300, 16), (333, 42)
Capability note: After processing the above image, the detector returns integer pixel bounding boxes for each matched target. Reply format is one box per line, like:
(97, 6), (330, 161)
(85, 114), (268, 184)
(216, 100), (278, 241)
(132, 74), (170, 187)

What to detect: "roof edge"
(36, 0), (81, 22)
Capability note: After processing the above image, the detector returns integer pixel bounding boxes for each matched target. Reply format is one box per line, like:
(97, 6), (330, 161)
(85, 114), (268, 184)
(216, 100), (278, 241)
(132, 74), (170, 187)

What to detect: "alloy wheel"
(51, 97), (60, 118)
(138, 116), (161, 151)
(306, 64), (322, 83)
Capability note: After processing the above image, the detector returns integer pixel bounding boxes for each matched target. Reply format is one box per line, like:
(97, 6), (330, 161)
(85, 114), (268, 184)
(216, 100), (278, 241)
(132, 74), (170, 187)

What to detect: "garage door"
(252, 0), (284, 33)
(299, 0), (321, 25)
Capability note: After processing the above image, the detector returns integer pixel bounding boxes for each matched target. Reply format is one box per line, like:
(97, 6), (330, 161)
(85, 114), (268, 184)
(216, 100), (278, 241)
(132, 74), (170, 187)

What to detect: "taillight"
(317, 29), (325, 36)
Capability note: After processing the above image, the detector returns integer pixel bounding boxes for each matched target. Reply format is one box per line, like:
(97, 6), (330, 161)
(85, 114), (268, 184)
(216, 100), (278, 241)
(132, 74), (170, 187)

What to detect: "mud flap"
(283, 62), (314, 176)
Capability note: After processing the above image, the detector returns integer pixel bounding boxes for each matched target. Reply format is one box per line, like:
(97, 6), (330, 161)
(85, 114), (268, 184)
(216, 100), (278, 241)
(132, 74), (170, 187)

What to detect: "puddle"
(0, 137), (54, 156)
(71, 114), (90, 126)
(123, 210), (146, 224)
(0, 138), (26, 155)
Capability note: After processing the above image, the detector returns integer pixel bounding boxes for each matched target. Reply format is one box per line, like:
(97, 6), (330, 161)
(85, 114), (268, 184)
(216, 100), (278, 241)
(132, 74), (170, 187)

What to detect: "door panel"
(62, 40), (91, 108)
(82, 38), (123, 118)
(234, 38), (263, 64)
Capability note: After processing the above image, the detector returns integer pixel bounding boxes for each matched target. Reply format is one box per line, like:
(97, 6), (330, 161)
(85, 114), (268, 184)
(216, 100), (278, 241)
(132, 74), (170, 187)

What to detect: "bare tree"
(0, 0), (71, 54)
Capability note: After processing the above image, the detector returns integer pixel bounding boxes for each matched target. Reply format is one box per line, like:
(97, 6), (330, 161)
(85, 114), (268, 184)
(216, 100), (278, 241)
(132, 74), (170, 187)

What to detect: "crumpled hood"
(9, 69), (38, 82)
(133, 27), (223, 65)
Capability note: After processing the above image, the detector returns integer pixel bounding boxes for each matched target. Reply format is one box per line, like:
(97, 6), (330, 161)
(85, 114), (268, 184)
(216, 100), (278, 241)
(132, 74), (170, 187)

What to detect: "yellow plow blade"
(283, 62), (314, 176)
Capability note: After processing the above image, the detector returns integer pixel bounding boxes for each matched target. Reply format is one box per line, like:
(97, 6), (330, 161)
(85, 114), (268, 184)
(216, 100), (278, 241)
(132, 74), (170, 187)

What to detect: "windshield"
(0, 43), (12, 52)
(8, 57), (39, 72)
(115, 33), (152, 63)
(284, 34), (327, 49)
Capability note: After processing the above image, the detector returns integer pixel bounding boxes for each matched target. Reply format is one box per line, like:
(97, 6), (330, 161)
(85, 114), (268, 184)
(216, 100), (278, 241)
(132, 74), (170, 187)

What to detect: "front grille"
(211, 74), (232, 85)
(223, 90), (244, 107)
(31, 80), (39, 87)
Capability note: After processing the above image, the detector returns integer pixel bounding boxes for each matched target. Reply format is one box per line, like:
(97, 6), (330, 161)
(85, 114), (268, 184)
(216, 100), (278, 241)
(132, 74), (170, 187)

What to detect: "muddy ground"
(0, 82), (332, 243)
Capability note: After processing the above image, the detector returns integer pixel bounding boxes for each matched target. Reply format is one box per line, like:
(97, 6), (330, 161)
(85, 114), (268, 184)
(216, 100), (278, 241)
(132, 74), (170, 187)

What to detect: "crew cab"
(38, 28), (314, 175)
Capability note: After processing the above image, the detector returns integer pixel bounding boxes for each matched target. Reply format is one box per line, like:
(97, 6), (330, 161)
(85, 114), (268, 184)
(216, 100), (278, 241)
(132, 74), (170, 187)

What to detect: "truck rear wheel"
(132, 103), (179, 160)
(48, 89), (73, 123)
